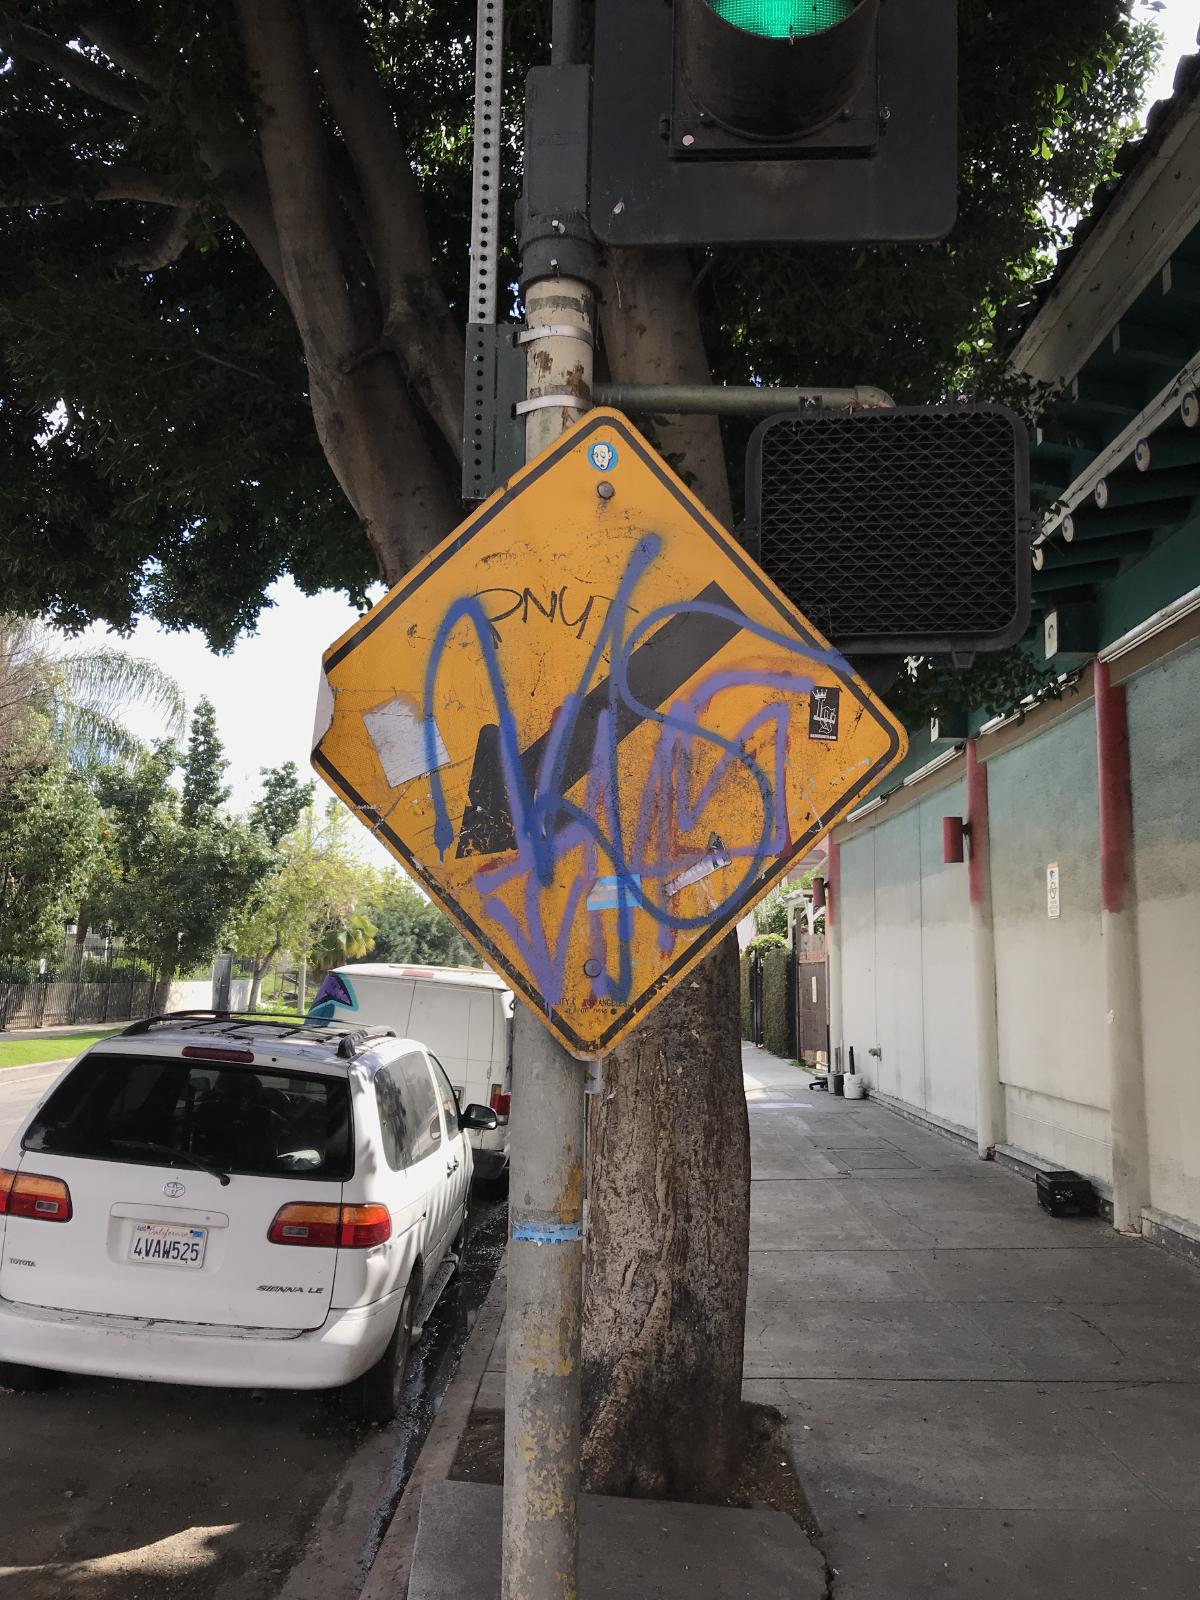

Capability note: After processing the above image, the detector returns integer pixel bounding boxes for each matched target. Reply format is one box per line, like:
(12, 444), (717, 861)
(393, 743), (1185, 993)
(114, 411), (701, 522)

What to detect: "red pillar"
(1094, 659), (1148, 1232)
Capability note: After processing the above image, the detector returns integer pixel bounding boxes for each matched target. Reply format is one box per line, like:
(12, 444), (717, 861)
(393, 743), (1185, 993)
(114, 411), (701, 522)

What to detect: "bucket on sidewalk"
(844, 1075), (865, 1100)
(829, 1071), (844, 1096)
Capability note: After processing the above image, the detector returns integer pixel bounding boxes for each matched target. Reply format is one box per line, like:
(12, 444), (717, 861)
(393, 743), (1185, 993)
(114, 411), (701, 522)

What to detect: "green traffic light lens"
(705, 0), (856, 38)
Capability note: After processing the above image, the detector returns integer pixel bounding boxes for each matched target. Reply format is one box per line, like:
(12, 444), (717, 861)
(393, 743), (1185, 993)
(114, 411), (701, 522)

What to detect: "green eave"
(1024, 223), (1200, 662)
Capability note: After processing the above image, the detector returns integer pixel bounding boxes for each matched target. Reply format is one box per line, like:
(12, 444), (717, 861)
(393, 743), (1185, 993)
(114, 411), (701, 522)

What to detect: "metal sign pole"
(501, 3), (596, 1592)
(501, 283), (595, 1600)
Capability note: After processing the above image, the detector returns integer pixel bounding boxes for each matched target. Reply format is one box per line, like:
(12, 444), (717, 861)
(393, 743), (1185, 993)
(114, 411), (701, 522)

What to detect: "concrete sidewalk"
(402, 1045), (1200, 1597)
(744, 1045), (1200, 1597)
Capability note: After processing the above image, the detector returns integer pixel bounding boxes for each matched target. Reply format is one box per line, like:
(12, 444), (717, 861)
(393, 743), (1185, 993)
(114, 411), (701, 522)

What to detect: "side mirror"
(460, 1102), (499, 1131)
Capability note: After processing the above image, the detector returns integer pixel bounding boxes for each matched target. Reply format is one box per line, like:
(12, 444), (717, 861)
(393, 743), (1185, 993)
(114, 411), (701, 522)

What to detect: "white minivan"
(309, 965), (512, 1185)
(0, 1013), (497, 1424)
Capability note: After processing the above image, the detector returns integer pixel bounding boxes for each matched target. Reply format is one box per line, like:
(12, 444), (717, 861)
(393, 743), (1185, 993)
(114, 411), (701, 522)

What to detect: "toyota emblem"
(163, 1180), (187, 1198)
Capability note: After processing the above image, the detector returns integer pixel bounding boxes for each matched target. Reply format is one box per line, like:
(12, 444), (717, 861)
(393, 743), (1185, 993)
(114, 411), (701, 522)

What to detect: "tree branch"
(0, 15), (147, 114)
(117, 205), (195, 273)
(237, 0), (458, 580)
(182, 116), (289, 299)
(0, 164), (193, 207)
(80, 11), (163, 87)
(302, 0), (464, 460)
(237, 0), (367, 369)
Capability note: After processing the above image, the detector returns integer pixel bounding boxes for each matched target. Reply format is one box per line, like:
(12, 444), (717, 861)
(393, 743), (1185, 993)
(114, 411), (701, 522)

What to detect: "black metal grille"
(748, 407), (1030, 654)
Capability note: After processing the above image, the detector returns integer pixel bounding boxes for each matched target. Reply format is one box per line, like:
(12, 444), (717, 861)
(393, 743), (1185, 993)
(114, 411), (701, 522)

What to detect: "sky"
(54, 0), (1199, 867)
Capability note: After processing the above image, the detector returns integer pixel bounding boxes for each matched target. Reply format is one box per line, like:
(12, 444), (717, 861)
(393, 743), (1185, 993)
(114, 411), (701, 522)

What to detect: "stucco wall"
(839, 831), (877, 1073)
(839, 777), (975, 1130)
(986, 706), (1113, 1184)
(836, 639), (1200, 1233)
(916, 778), (976, 1132)
(1128, 638), (1200, 1225)
(162, 979), (212, 1013)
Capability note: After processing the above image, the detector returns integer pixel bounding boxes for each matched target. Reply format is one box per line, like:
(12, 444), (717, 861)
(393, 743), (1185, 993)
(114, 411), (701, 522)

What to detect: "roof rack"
(118, 1011), (398, 1059)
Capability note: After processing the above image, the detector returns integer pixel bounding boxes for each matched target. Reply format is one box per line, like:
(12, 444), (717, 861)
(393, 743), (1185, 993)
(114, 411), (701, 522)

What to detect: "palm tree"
(0, 616), (187, 780)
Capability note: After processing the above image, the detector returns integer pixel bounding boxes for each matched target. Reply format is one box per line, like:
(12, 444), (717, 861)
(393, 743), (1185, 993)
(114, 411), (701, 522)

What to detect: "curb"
(359, 1259), (507, 1600)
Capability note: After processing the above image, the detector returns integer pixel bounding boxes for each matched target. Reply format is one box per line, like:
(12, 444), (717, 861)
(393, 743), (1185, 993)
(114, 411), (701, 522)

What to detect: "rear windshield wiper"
(110, 1139), (231, 1187)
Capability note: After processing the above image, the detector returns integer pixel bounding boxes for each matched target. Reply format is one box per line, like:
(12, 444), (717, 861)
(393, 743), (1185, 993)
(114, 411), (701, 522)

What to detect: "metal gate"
(0, 939), (161, 1030)
(748, 956), (765, 1048)
(795, 933), (828, 1067)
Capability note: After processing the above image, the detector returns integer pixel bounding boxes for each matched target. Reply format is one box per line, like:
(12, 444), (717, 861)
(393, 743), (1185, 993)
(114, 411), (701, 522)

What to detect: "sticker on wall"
(1046, 862), (1061, 920)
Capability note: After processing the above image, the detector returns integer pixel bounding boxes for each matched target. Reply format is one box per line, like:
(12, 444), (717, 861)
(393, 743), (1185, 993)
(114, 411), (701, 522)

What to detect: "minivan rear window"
(23, 1055), (353, 1181)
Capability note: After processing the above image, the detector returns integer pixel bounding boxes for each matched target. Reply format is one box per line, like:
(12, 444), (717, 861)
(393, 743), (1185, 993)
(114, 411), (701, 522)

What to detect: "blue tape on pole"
(511, 1220), (584, 1244)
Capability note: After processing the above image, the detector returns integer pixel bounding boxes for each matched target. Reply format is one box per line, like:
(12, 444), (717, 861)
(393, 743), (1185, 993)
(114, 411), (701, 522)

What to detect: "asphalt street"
(0, 1062), (67, 1151)
(0, 1064), (508, 1599)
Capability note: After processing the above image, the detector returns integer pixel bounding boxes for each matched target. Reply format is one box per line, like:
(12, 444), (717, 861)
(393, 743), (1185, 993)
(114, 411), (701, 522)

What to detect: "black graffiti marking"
(474, 585), (620, 646)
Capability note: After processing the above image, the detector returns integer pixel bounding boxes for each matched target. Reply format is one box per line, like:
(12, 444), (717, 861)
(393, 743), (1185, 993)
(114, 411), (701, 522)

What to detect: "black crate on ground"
(1036, 1170), (1098, 1218)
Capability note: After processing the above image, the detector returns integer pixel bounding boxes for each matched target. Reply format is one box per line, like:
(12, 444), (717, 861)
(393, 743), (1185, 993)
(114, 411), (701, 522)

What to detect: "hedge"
(761, 945), (792, 1059)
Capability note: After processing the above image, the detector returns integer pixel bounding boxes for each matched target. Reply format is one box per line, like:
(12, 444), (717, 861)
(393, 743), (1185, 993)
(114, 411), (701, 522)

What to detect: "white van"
(309, 965), (512, 1184)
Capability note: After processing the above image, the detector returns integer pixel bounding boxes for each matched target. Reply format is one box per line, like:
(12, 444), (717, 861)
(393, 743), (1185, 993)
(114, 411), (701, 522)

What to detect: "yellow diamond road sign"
(313, 409), (906, 1059)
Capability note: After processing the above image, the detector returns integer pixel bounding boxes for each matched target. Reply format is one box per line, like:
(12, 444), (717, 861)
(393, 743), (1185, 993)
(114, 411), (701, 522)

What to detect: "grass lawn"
(0, 1032), (109, 1070)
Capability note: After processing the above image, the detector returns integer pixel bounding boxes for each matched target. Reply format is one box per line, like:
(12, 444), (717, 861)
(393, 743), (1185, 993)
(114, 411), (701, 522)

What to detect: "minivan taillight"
(0, 1168), (73, 1222)
(489, 1084), (511, 1121)
(269, 1203), (391, 1249)
(339, 1205), (392, 1249)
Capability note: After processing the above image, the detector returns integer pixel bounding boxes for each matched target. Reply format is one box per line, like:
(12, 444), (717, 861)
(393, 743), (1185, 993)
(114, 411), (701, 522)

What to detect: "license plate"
(129, 1222), (208, 1269)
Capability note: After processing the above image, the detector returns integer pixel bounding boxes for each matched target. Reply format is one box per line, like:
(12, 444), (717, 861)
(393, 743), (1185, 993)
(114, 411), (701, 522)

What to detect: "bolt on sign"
(312, 409), (906, 1059)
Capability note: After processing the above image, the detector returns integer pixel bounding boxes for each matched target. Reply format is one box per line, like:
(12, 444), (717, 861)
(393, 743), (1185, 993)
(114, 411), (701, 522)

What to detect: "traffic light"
(744, 407), (1032, 660)
(673, 0), (881, 159)
(590, 0), (957, 246)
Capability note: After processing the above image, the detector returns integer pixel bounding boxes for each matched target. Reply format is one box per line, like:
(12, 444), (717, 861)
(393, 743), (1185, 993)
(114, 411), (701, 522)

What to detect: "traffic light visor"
(706, 0), (857, 37)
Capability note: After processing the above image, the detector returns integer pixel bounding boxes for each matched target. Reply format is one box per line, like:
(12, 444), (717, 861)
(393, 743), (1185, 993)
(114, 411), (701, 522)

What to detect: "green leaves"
(367, 877), (480, 968)
(0, 760), (101, 964)
(87, 735), (272, 976)
(180, 696), (230, 826)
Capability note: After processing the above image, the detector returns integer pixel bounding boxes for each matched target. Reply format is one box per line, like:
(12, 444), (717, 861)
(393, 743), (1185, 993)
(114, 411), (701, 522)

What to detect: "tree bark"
(599, 249), (733, 526)
(583, 247), (748, 1501)
(582, 936), (750, 1499)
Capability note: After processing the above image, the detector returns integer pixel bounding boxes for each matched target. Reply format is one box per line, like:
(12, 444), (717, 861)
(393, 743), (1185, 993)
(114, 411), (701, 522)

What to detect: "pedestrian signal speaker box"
(745, 406), (1031, 658)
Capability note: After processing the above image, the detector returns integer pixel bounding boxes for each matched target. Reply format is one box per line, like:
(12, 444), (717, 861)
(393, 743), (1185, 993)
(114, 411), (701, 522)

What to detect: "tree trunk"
(580, 252), (749, 1498)
(599, 249), (733, 525)
(582, 935), (749, 1499)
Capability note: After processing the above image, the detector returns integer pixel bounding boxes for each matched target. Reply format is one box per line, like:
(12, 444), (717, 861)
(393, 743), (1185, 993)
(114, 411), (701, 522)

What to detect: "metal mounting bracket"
(463, 322), (527, 503)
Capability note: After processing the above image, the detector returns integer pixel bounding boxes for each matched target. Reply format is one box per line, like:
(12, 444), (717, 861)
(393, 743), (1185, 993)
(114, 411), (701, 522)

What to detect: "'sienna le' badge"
(312, 410), (906, 1059)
